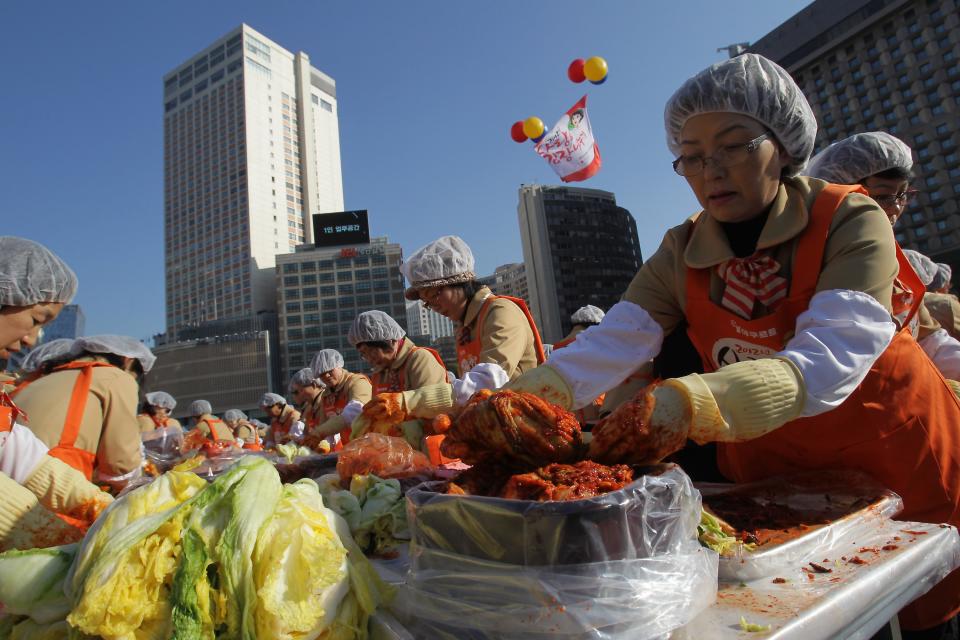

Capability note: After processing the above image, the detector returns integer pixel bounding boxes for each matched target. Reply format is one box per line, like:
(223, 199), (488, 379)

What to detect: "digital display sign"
(312, 210), (370, 247)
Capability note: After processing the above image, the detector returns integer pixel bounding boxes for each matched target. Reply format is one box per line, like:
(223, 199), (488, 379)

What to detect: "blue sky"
(1, 0), (810, 341)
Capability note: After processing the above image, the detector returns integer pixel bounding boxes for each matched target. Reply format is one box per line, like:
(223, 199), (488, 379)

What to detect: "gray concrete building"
(276, 237), (406, 381)
(479, 263), (529, 303)
(750, 0), (960, 273)
(518, 185), (642, 343)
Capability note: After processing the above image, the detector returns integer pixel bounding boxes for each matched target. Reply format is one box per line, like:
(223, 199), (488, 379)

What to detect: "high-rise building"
(405, 301), (455, 340)
(163, 24), (344, 336)
(517, 185), (642, 343)
(41, 304), (85, 342)
(478, 263), (529, 302)
(276, 237), (407, 380)
(749, 0), (960, 271)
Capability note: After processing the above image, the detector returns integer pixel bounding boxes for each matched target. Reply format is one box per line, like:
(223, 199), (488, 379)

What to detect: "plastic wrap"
(140, 426), (185, 471)
(400, 463), (718, 639)
(697, 469), (903, 582)
(338, 433), (433, 483)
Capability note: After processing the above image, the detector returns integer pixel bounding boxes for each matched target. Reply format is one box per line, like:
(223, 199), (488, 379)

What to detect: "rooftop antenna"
(717, 43), (751, 58)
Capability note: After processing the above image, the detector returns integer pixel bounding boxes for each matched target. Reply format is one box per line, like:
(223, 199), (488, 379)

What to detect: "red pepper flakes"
(847, 556), (867, 565)
(859, 547), (879, 553)
(808, 562), (832, 573)
(882, 544), (899, 551)
(901, 529), (928, 535)
(772, 577), (788, 584)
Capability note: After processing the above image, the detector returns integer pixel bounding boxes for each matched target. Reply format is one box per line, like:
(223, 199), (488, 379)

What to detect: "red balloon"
(510, 121), (528, 143)
(568, 58), (586, 83)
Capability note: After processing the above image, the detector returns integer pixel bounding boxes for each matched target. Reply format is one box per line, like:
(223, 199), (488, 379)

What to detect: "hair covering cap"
(664, 53), (817, 176)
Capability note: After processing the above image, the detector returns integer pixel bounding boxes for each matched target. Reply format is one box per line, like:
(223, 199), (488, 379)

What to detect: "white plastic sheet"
(401, 464), (718, 639)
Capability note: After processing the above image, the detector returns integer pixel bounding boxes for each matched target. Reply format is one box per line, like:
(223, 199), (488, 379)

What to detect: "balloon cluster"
(568, 56), (608, 84)
(510, 117), (546, 144)
(510, 56), (609, 143)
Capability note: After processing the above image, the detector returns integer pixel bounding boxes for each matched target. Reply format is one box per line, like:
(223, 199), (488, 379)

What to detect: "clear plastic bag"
(337, 433), (433, 484)
(140, 426), (185, 471)
(400, 463), (718, 639)
(697, 469), (904, 582)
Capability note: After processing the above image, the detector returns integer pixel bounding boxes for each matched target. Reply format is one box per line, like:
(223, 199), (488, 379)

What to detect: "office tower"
(750, 0), (960, 270)
(41, 304), (85, 342)
(479, 263), (529, 302)
(405, 301), (455, 340)
(276, 237), (406, 379)
(518, 185), (643, 343)
(163, 24), (344, 336)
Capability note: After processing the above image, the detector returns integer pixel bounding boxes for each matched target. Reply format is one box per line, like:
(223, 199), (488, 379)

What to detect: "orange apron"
(0, 391), (26, 433)
(240, 422), (262, 451)
(684, 184), (960, 630)
(44, 361), (114, 480)
(455, 295), (546, 376)
(371, 342), (446, 395)
(892, 243), (924, 337)
(321, 374), (371, 449)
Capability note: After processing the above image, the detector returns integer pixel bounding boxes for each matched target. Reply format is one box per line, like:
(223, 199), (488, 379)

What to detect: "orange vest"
(321, 373), (371, 448)
(269, 410), (297, 444)
(892, 243), (924, 337)
(0, 391), (26, 433)
(455, 295), (546, 376)
(140, 413), (172, 429)
(371, 343), (446, 395)
(42, 361), (115, 480)
(685, 184), (960, 630)
(240, 422), (262, 451)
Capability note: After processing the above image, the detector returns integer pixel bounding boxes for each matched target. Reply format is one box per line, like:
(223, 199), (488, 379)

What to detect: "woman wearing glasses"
(807, 131), (960, 381)
(351, 235), (545, 436)
(491, 54), (960, 635)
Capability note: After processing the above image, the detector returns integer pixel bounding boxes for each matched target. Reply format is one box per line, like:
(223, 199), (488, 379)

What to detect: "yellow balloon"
(522, 117), (545, 139)
(584, 56), (608, 82)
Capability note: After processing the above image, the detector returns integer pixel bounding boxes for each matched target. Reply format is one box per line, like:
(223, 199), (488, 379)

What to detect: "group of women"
(2, 51), (960, 635)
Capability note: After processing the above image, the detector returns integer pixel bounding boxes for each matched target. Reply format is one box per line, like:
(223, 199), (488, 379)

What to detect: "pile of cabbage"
(317, 474), (409, 556)
(0, 456), (391, 639)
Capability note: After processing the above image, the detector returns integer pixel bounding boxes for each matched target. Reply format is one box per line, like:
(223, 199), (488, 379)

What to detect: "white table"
(673, 520), (960, 639)
(371, 520), (960, 639)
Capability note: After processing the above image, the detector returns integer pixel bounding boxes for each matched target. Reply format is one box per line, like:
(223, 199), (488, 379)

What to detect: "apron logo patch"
(712, 337), (777, 368)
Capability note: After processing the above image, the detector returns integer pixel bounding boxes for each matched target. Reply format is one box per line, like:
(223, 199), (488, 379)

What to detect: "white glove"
(451, 363), (510, 406)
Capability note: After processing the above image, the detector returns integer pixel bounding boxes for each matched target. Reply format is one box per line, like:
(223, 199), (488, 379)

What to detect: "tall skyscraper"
(749, 0), (960, 272)
(41, 304), (85, 342)
(163, 24), (344, 336)
(479, 263), (529, 302)
(518, 185), (642, 343)
(405, 301), (455, 340)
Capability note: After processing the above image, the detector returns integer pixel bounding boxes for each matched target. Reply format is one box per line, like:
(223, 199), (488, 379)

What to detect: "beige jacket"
(371, 337), (447, 393)
(623, 176), (898, 337)
(137, 414), (182, 433)
(457, 287), (539, 380)
(924, 292), (960, 341)
(16, 357), (142, 478)
(320, 371), (373, 416)
(195, 414), (234, 441)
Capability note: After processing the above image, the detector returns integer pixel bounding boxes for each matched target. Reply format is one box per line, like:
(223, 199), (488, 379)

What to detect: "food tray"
(406, 463), (698, 565)
(697, 469), (903, 581)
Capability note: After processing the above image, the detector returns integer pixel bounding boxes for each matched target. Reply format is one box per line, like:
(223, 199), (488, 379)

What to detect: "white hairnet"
(806, 132), (913, 184)
(348, 310), (406, 346)
(931, 263), (953, 292)
(224, 409), (248, 422)
(261, 392), (286, 407)
(189, 399), (212, 416)
(664, 53), (817, 177)
(289, 367), (321, 390)
(74, 335), (157, 373)
(570, 305), (605, 325)
(401, 235), (476, 300)
(311, 349), (344, 375)
(19, 338), (76, 373)
(144, 391), (177, 411)
(0, 237), (78, 307)
(903, 250), (937, 287)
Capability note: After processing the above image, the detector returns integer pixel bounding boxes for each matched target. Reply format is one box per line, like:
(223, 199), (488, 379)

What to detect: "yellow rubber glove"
(0, 474), (85, 552)
(504, 365), (574, 409)
(22, 456), (113, 524)
(666, 357), (805, 443)
(403, 383), (455, 418)
(948, 379), (960, 401)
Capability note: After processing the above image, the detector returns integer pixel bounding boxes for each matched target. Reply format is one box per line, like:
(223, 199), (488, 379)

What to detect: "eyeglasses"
(419, 286), (445, 310)
(869, 189), (918, 208)
(672, 132), (772, 177)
